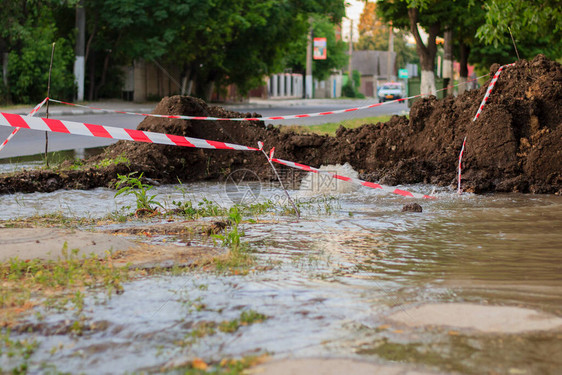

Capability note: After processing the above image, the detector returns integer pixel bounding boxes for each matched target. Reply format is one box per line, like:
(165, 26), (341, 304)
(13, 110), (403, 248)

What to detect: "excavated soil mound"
(0, 54), (560, 195)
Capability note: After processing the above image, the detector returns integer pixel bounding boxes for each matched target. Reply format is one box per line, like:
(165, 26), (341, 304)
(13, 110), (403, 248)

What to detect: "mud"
(387, 303), (562, 334)
(248, 358), (441, 375)
(0, 54), (560, 195)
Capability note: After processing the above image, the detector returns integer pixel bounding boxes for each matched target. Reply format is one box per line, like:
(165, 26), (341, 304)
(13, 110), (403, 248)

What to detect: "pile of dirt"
(0, 54), (560, 195)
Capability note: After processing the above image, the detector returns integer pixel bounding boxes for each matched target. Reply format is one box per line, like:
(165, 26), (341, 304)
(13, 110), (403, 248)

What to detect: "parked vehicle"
(377, 82), (405, 102)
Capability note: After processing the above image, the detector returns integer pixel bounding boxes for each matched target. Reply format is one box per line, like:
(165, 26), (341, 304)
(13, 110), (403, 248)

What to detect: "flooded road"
(1, 180), (561, 374)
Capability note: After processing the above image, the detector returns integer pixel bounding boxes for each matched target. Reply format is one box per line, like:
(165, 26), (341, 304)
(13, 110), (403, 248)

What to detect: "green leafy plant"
(0, 329), (38, 374)
(213, 206), (243, 249)
(95, 153), (130, 169)
(114, 172), (162, 215)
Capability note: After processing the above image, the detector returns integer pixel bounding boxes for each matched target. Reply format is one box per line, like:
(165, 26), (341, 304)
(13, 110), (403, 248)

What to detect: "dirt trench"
(0, 54), (560, 195)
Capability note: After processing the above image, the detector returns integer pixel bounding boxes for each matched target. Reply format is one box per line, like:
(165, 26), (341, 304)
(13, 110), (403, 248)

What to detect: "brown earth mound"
(0, 54), (560, 195)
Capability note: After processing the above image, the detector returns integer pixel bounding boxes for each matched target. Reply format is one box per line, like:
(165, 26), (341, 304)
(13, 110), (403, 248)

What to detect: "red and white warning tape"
(270, 156), (436, 199)
(0, 97), (48, 152)
(457, 63), (515, 193)
(472, 63), (515, 121)
(0, 112), (258, 151)
(47, 75), (485, 122)
(48, 98), (406, 122)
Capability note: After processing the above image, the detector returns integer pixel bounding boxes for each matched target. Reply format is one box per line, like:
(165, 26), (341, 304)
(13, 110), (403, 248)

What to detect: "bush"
(7, 12), (75, 104)
(342, 70), (364, 98)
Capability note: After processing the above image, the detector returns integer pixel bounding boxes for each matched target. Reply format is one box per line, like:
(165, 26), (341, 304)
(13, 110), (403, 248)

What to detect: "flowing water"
(1, 179), (561, 374)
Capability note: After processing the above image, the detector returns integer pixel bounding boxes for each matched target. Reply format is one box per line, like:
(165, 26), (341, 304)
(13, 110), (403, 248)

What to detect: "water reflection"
(1, 182), (561, 374)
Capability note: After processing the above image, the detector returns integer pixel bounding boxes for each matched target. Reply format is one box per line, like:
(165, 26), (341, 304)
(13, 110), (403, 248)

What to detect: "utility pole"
(443, 29), (454, 96)
(305, 19), (313, 99)
(387, 22), (394, 81)
(2, 53), (7, 88)
(348, 19), (354, 88)
(74, 0), (85, 101)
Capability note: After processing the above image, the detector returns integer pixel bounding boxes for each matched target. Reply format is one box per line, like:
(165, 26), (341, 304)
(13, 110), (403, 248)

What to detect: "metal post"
(349, 19), (354, 88)
(305, 19), (313, 99)
(74, 0), (85, 101)
(45, 42), (56, 166)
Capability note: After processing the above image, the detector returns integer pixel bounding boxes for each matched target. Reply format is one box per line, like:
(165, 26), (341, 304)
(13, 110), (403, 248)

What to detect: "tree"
(473, 0), (562, 68)
(162, 0), (346, 99)
(476, 0), (562, 58)
(377, 0), (451, 96)
(2, 0), (348, 103)
(444, 0), (485, 94)
(1, 1), (77, 104)
(356, 2), (418, 72)
(356, 2), (388, 50)
(283, 15), (348, 82)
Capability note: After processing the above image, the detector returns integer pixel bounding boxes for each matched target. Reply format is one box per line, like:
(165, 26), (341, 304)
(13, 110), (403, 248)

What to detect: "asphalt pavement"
(0, 97), (409, 159)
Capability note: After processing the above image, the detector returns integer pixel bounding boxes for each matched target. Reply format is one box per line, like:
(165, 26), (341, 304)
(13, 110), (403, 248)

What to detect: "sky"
(341, 0), (365, 42)
(341, 1), (425, 45)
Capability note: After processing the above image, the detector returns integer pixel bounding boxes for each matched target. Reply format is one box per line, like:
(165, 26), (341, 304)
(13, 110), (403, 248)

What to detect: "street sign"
(313, 38), (327, 60)
(398, 69), (409, 79)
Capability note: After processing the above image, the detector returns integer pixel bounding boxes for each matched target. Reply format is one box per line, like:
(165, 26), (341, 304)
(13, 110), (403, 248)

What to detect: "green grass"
(281, 115), (393, 136)
(1, 243), (130, 324)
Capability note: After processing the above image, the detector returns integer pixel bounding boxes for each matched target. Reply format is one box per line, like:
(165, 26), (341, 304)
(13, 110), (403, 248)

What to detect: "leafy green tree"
(2, 4), (76, 104)
(377, 0), (452, 96)
(81, 0), (196, 99)
(166, 0), (346, 99)
(2, 0), (348, 103)
(283, 15), (348, 82)
(1, 1), (77, 104)
(476, 0), (562, 59)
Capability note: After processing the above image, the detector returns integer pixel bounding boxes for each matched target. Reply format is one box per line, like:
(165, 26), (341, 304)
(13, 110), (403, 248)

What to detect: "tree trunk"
(443, 29), (454, 96)
(88, 50), (95, 101)
(408, 8), (439, 96)
(458, 43), (470, 95)
(94, 51), (111, 99)
(2, 52), (8, 88)
(180, 65), (191, 96)
(203, 81), (214, 102)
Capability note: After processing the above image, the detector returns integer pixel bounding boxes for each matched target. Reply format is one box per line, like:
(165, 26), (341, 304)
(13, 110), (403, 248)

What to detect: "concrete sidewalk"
(0, 227), (138, 261)
(1, 99), (157, 117)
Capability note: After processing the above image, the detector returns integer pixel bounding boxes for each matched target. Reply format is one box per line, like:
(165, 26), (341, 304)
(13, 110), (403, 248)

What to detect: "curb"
(10, 108), (156, 117)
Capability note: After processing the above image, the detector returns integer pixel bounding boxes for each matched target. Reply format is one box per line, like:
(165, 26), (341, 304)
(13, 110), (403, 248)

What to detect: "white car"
(378, 82), (405, 102)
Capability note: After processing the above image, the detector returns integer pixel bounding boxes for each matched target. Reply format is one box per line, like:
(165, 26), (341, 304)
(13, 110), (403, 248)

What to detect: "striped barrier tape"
(47, 74), (486, 122)
(472, 63), (515, 121)
(270, 156), (436, 199)
(0, 112), (259, 151)
(47, 97), (406, 121)
(457, 63), (515, 193)
(0, 97), (48, 152)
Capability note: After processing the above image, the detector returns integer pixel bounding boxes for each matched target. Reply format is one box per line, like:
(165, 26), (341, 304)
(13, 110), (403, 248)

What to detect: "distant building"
(351, 50), (396, 97)
(122, 60), (182, 102)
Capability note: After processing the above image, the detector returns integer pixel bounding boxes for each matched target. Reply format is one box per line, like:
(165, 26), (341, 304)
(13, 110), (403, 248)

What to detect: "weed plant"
(0, 243), (130, 324)
(94, 153), (130, 169)
(0, 330), (38, 374)
(212, 207), (256, 273)
(115, 172), (163, 215)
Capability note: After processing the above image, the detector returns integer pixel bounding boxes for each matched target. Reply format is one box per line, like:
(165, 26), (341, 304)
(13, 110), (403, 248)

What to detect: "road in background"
(0, 101), (408, 158)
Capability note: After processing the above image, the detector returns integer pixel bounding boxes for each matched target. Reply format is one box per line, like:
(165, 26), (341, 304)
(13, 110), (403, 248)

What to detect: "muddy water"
(1, 182), (562, 374)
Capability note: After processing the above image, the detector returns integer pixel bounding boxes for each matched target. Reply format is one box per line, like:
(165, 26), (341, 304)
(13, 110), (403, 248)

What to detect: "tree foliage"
(475, 0), (562, 62)
(2, 2), (76, 103)
(283, 15), (348, 82)
(2, 0), (347, 103)
(356, 2), (418, 70)
(356, 2), (388, 50)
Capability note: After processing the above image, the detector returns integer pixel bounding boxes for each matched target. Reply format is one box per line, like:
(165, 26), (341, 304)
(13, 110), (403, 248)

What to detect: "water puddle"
(1, 179), (561, 374)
